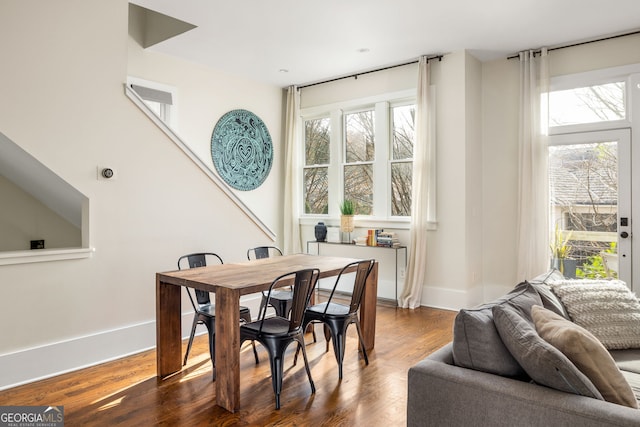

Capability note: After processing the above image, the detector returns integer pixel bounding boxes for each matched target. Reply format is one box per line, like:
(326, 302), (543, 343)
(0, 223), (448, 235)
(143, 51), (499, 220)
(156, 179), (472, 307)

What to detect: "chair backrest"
(258, 268), (319, 333)
(177, 252), (223, 306)
(324, 259), (375, 315)
(247, 246), (283, 260)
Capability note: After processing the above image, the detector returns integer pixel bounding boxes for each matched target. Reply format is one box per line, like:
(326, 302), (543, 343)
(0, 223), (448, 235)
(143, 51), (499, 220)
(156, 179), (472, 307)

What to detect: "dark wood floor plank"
(0, 306), (456, 426)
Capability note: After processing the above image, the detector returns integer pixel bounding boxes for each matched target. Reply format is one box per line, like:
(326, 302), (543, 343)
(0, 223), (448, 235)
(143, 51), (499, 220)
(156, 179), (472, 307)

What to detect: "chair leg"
(325, 320), (349, 380)
(252, 341), (259, 364)
(240, 310), (260, 364)
(296, 338), (316, 395)
(354, 319), (369, 365)
(324, 323), (331, 353)
(202, 321), (216, 381)
(266, 347), (285, 410)
(183, 316), (200, 366)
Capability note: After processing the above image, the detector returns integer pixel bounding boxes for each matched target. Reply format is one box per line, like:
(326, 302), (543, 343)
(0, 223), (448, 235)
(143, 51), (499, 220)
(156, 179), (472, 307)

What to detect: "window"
(344, 110), (375, 215)
(391, 105), (415, 216)
(302, 95), (415, 220)
(127, 77), (176, 128)
(303, 117), (330, 214)
(549, 81), (626, 128)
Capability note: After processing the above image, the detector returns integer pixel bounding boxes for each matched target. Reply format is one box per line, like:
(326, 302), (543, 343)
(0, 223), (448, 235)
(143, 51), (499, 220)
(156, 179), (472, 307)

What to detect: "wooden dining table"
(155, 253), (378, 413)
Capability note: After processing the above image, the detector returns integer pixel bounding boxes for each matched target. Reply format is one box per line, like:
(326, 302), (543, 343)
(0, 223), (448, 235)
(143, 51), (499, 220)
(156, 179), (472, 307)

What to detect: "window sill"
(299, 216), (437, 230)
(0, 247), (93, 266)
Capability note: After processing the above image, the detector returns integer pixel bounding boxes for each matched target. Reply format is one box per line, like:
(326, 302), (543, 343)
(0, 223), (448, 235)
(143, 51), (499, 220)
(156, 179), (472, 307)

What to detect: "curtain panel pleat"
(516, 49), (550, 280)
(398, 56), (433, 309)
(283, 86), (302, 254)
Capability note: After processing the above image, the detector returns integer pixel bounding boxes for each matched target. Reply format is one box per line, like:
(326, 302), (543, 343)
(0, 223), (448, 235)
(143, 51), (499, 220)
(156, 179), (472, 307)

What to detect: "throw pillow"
(452, 281), (542, 377)
(548, 279), (640, 350)
(529, 269), (570, 319)
(492, 304), (603, 400)
(532, 305), (638, 408)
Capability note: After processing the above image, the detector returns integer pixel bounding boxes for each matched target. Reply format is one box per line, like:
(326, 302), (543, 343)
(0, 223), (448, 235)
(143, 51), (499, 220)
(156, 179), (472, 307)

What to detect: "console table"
(306, 241), (407, 304)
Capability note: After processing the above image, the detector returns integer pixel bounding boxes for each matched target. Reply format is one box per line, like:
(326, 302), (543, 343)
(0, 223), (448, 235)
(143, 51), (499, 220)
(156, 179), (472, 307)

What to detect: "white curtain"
(398, 56), (434, 309)
(516, 49), (550, 280)
(283, 85), (302, 254)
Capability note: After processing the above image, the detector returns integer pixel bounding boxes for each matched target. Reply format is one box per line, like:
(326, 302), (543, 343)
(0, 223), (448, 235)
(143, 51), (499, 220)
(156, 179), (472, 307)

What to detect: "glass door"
(548, 129), (631, 285)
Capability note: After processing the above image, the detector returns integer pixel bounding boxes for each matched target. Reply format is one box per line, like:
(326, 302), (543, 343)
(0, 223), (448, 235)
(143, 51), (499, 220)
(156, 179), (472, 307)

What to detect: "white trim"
(299, 215), (437, 231)
(125, 84), (276, 241)
(300, 89), (416, 118)
(550, 63), (640, 91)
(0, 311), (213, 390)
(0, 247), (93, 266)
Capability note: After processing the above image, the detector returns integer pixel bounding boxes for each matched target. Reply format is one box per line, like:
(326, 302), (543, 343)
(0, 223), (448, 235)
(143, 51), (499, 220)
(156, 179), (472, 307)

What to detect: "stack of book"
(375, 231), (400, 248)
(356, 229), (401, 247)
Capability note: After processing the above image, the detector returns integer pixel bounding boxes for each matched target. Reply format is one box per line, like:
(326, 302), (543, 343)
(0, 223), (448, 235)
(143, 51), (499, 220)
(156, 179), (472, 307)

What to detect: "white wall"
(127, 40), (284, 236)
(0, 175), (81, 251)
(0, 0), (283, 389)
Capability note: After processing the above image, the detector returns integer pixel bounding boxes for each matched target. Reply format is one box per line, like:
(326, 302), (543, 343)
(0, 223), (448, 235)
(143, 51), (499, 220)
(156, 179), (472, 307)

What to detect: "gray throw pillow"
(529, 269), (570, 319)
(530, 282), (570, 319)
(452, 281), (542, 377)
(493, 304), (603, 400)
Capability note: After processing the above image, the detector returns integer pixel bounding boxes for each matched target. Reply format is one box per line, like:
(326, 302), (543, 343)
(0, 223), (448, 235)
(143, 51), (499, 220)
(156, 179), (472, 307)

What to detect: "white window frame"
(548, 64), (639, 136)
(300, 89), (415, 228)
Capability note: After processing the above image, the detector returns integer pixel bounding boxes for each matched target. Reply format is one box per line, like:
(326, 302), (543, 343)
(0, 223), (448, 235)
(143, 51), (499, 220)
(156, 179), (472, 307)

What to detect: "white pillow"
(548, 279), (640, 350)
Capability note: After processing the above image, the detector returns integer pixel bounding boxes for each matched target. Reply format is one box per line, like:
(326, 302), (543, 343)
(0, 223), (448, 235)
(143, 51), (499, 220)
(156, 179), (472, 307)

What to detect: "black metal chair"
(240, 268), (320, 409)
(300, 259), (375, 379)
(177, 253), (258, 375)
(247, 246), (293, 318)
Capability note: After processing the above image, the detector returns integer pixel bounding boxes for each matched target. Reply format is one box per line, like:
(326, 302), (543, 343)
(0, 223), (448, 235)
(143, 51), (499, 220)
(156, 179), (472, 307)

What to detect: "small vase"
(314, 222), (327, 242)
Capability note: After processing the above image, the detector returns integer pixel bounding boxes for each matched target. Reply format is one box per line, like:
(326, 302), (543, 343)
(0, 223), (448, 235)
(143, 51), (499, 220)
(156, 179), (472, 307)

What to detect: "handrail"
(124, 84), (276, 241)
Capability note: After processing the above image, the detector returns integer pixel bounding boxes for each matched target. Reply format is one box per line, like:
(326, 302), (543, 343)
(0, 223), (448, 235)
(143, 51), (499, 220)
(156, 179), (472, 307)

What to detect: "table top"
(156, 253), (368, 296)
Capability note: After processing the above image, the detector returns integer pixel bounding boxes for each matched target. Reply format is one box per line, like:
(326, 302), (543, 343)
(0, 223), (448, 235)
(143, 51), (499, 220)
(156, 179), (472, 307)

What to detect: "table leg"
(215, 287), (241, 412)
(359, 261), (378, 352)
(156, 276), (182, 378)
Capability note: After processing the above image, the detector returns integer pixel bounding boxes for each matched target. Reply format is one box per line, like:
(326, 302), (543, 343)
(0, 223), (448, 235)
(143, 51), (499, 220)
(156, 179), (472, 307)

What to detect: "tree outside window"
(344, 110), (374, 215)
(391, 105), (415, 216)
(304, 117), (330, 214)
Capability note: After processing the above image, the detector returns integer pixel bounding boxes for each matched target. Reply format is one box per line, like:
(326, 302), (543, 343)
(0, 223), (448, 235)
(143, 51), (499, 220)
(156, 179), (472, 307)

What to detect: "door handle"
(620, 231), (629, 239)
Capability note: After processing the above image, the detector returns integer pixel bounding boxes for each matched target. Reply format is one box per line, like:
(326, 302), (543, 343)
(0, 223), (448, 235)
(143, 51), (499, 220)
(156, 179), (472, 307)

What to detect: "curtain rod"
(297, 55), (443, 90)
(507, 29), (640, 60)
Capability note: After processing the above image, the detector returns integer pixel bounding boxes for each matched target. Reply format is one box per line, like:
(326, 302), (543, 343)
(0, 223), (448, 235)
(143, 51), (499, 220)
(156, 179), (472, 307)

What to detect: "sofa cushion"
(610, 349), (640, 375)
(529, 269), (570, 319)
(492, 303), (603, 400)
(452, 281), (542, 377)
(549, 279), (640, 350)
(620, 371), (640, 406)
(532, 305), (638, 408)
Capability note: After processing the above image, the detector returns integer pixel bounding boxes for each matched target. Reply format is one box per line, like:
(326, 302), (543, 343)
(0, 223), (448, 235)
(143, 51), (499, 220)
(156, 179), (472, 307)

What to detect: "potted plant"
(550, 223), (576, 277)
(339, 199), (355, 235)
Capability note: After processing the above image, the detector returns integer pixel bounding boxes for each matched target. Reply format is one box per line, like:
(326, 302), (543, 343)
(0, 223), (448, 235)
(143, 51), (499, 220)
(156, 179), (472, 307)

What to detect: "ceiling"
(131, 0), (640, 88)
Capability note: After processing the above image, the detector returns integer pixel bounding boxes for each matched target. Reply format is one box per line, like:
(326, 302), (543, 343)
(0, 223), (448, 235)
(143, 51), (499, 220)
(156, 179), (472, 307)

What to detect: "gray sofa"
(407, 278), (640, 427)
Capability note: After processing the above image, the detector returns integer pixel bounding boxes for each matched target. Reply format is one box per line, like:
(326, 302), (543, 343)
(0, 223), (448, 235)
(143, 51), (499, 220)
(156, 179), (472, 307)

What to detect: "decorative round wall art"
(210, 109), (273, 191)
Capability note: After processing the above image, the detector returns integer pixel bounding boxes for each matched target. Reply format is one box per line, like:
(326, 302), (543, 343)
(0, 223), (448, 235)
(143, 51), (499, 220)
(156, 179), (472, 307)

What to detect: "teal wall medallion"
(211, 109), (273, 191)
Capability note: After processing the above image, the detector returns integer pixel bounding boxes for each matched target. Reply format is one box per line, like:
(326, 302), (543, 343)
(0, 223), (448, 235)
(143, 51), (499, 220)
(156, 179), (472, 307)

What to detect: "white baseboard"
(0, 293), (264, 391)
(0, 312), (195, 391)
(420, 285), (482, 311)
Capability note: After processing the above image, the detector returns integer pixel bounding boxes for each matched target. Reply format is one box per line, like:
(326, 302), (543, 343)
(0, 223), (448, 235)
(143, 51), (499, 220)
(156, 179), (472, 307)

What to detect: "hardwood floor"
(0, 306), (456, 426)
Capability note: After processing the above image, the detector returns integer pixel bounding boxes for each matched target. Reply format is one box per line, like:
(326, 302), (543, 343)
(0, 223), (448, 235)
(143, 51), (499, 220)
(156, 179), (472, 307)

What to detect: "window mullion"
(373, 102), (389, 217)
(328, 109), (343, 217)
